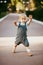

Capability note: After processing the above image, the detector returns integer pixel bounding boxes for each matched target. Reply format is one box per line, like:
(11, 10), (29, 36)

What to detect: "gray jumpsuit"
(15, 22), (29, 47)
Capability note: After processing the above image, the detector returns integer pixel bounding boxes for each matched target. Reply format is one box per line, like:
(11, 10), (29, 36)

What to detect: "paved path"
(0, 14), (43, 37)
(0, 44), (43, 65)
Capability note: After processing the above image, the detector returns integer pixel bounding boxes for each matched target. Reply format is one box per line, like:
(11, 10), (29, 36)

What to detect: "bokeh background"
(0, 0), (43, 21)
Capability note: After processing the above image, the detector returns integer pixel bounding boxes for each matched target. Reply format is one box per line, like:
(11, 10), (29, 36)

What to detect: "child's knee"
(24, 39), (29, 47)
(25, 43), (29, 47)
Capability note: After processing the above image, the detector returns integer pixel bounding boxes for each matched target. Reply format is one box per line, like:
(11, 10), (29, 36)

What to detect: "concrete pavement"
(0, 37), (43, 46)
(0, 44), (43, 65)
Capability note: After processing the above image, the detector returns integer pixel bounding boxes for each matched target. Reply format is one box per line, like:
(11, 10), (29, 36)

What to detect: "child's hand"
(29, 15), (32, 19)
(14, 20), (17, 26)
(29, 15), (32, 22)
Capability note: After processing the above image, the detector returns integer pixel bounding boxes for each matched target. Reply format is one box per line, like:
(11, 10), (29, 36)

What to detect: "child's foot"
(12, 44), (17, 53)
(12, 47), (16, 53)
(27, 53), (33, 56)
(12, 50), (16, 53)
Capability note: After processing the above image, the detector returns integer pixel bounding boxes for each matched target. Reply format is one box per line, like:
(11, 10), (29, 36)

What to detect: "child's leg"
(25, 47), (33, 56)
(12, 43), (17, 53)
(24, 38), (33, 56)
(26, 47), (31, 53)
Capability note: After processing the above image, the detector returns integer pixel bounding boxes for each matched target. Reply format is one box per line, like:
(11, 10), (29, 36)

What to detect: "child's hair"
(19, 14), (27, 20)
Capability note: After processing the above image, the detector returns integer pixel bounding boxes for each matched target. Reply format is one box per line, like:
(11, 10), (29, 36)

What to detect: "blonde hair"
(19, 14), (27, 20)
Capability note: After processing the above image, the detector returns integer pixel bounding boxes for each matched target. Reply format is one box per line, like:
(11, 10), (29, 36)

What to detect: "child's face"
(21, 16), (26, 23)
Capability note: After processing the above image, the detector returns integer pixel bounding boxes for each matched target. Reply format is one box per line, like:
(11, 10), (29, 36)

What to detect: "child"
(12, 15), (33, 56)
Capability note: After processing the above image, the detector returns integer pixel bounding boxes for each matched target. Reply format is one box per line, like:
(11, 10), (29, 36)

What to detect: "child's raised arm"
(27, 15), (32, 25)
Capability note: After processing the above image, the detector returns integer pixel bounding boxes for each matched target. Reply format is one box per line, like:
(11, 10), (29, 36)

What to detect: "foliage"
(25, 8), (43, 21)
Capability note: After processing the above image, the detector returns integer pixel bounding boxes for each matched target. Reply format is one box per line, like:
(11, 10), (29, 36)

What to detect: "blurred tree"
(29, 0), (36, 11)
(41, 1), (43, 8)
(0, 0), (8, 12)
